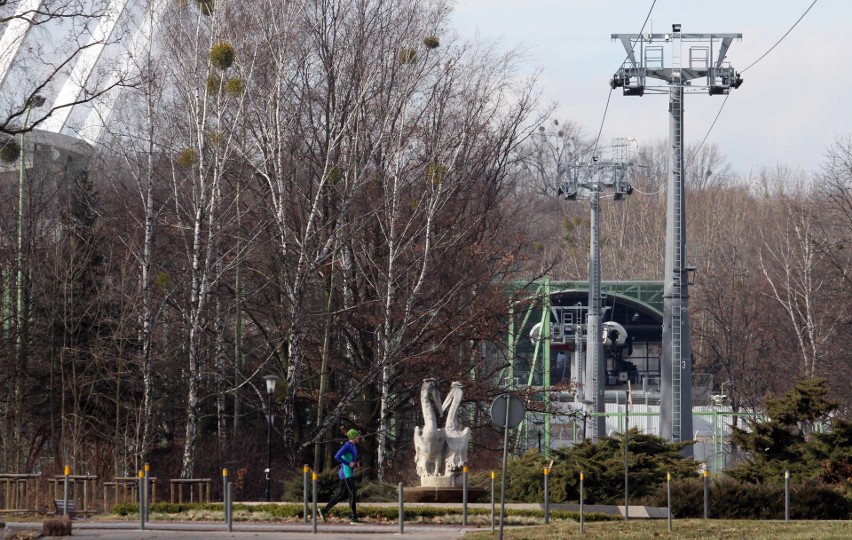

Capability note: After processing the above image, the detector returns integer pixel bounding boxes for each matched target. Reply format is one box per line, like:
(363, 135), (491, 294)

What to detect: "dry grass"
(465, 519), (852, 540)
(5, 530), (41, 540)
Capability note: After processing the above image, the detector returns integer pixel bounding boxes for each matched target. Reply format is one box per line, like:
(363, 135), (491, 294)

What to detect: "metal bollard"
(490, 470), (495, 532)
(703, 470), (709, 519)
(462, 465), (468, 527)
(667, 472), (672, 532)
(226, 481), (233, 532)
(63, 466), (70, 518)
(311, 472), (318, 534)
(544, 466), (550, 524)
(303, 465), (310, 523)
(784, 470), (790, 521)
(222, 468), (228, 525)
(398, 482), (404, 534)
(138, 470), (145, 530)
(579, 472), (584, 534)
(144, 463), (150, 522)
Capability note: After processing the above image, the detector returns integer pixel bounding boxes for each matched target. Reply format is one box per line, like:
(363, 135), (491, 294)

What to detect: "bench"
(53, 499), (76, 518)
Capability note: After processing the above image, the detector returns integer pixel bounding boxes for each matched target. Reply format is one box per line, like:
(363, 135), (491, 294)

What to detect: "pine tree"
(506, 429), (698, 504)
(729, 378), (852, 487)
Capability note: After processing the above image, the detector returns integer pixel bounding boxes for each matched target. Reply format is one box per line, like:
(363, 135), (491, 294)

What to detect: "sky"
(451, 0), (847, 175)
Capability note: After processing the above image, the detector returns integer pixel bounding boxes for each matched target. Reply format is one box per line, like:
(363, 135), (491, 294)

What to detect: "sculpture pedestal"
(403, 475), (487, 503)
(421, 475), (462, 488)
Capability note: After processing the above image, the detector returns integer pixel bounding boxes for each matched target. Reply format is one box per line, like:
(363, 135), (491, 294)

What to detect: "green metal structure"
(507, 280), (665, 457)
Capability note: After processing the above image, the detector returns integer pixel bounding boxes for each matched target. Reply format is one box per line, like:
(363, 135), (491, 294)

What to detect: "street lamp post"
(532, 420), (544, 452)
(10, 95), (44, 470)
(16, 95), (45, 354)
(263, 375), (279, 502)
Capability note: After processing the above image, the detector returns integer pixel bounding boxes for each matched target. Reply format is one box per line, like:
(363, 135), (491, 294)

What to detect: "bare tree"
(156, 0), (254, 477)
(760, 182), (842, 380)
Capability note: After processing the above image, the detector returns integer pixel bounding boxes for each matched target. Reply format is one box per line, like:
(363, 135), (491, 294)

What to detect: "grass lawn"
(465, 519), (852, 540)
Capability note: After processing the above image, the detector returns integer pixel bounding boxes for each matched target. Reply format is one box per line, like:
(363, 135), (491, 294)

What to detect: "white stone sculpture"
(414, 378), (445, 477)
(414, 379), (471, 487)
(442, 381), (471, 473)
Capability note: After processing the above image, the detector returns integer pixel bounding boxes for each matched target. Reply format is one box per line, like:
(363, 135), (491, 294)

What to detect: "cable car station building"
(505, 279), (729, 468)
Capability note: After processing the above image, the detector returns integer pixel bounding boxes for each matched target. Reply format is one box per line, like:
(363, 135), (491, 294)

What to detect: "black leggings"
(324, 477), (357, 517)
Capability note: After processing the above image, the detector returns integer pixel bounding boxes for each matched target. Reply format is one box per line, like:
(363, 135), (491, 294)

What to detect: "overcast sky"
(452, 0), (845, 175)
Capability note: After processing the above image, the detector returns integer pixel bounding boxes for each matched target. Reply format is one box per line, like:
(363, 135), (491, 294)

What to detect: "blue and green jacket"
(335, 441), (358, 479)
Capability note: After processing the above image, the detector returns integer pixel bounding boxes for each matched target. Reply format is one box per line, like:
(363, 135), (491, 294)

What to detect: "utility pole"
(610, 25), (743, 449)
(558, 153), (633, 441)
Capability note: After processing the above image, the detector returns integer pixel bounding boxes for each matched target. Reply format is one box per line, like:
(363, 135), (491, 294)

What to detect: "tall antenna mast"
(610, 25), (743, 451)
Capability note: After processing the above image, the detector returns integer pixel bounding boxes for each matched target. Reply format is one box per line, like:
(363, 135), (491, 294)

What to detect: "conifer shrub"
(281, 467), (340, 502)
(504, 430), (697, 504)
(645, 476), (851, 519)
(788, 479), (852, 520)
(729, 378), (852, 488)
(358, 481), (398, 502)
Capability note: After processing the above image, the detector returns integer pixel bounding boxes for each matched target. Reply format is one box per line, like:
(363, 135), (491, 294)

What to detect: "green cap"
(346, 429), (360, 440)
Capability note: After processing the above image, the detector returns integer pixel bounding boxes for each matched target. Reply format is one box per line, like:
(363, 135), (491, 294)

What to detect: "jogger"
(321, 429), (362, 522)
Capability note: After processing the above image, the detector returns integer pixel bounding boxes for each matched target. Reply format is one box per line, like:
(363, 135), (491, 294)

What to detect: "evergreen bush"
(645, 476), (851, 519)
(729, 378), (852, 490)
(505, 429), (697, 504)
(281, 467), (339, 502)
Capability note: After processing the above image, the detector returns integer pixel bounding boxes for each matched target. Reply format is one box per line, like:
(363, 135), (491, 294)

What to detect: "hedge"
(110, 501), (614, 522)
(644, 476), (851, 520)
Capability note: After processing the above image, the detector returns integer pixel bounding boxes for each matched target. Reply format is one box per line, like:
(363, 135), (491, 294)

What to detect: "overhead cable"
(591, 0), (657, 160)
(694, 0), (820, 155)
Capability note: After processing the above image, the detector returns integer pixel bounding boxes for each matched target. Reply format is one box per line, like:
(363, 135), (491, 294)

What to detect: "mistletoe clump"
(423, 35), (440, 49)
(224, 77), (245, 96)
(206, 74), (221, 95)
(209, 42), (235, 70)
(0, 138), (21, 163)
(177, 148), (199, 168)
(399, 48), (417, 65)
(197, 0), (214, 16)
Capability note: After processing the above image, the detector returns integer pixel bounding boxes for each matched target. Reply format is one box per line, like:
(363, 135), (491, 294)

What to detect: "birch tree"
(159, 0), (254, 477)
(760, 186), (841, 380)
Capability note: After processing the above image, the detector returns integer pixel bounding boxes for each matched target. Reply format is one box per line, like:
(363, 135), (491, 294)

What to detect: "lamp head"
(263, 374), (279, 394)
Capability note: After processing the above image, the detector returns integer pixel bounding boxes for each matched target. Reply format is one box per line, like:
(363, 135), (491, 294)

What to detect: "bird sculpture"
(441, 381), (471, 473)
(414, 378), (445, 477)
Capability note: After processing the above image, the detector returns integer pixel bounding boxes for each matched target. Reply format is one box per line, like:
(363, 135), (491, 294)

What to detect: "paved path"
(3, 520), (471, 539)
(1, 502), (665, 538)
